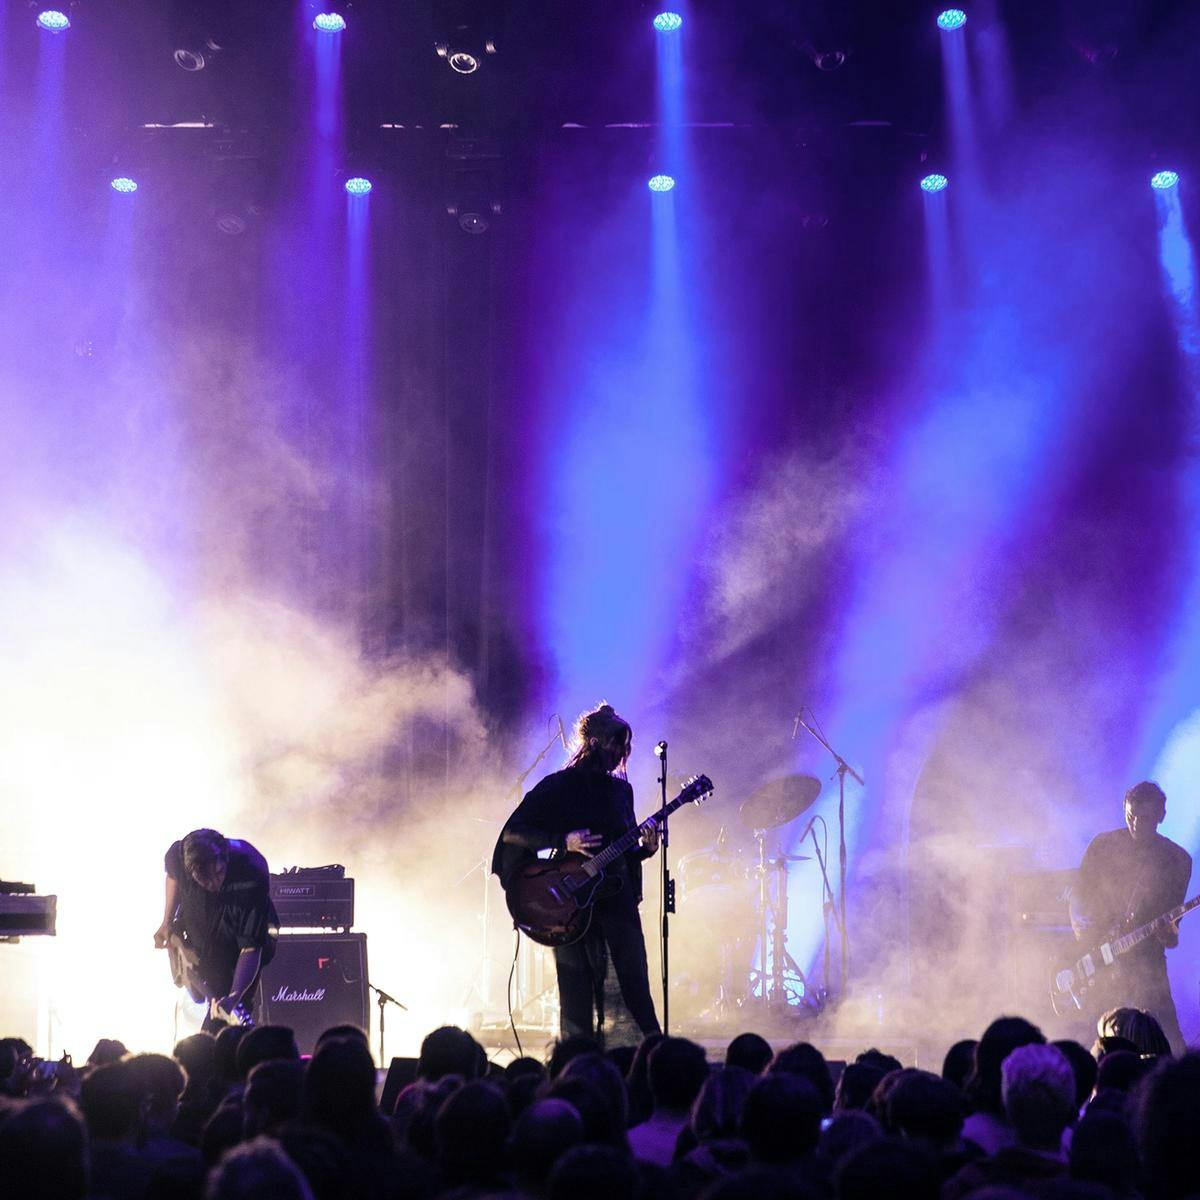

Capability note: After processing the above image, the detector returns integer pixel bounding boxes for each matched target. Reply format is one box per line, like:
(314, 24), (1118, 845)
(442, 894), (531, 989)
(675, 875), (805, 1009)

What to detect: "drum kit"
(678, 772), (833, 1019)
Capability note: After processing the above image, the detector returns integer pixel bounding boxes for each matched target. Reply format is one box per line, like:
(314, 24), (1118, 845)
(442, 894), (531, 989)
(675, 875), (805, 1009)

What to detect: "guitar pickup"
(1081, 954), (1095, 977)
(1100, 944), (1114, 966)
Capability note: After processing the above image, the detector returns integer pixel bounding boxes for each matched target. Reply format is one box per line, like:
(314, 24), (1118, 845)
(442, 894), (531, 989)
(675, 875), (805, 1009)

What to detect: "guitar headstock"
(680, 774), (714, 806)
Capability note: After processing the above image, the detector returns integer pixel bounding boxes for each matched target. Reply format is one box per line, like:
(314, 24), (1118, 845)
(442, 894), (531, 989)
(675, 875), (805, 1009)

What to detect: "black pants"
(555, 895), (661, 1041)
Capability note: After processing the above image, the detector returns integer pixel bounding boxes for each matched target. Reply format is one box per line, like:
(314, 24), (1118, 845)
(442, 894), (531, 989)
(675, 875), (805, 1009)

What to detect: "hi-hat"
(739, 774), (822, 830)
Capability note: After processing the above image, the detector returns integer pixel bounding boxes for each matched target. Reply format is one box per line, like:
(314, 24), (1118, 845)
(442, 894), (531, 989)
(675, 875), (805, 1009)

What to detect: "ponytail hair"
(567, 703), (633, 773)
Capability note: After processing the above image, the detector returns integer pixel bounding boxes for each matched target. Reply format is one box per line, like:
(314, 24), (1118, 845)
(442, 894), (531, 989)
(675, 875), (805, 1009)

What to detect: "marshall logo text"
(271, 985), (327, 1003)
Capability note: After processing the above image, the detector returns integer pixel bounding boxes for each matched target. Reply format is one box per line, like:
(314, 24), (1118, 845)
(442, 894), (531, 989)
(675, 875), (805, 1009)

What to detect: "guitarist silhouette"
(493, 703), (663, 1043)
(1069, 781), (1191, 1053)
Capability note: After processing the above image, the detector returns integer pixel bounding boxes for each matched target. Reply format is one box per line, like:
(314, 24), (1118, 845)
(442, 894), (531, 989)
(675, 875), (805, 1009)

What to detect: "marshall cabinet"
(255, 932), (370, 1055)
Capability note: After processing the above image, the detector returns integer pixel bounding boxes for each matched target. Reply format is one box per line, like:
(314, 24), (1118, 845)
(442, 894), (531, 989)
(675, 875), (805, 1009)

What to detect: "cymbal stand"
(750, 831), (820, 1012)
(796, 712), (863, 995)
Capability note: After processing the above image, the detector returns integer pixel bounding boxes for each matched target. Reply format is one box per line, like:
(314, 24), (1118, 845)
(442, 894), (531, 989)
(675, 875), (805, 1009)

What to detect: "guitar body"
(502, 775), (715, 949)
(506, 854), (605, 947)
(166, 925), (255, 1026)
(1050, 890), (1200, 1017)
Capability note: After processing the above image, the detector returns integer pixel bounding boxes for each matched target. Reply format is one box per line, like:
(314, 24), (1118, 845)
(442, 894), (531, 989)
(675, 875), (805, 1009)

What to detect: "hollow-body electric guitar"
(504, 774), (714, 947)
(1050, 892), (1200, 1016)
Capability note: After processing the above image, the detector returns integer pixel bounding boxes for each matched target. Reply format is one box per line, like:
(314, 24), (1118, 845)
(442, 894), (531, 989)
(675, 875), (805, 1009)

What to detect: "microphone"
(556, 714), (569, 752)
(792, 711), (803, 740)
(653, 740), (667, 759)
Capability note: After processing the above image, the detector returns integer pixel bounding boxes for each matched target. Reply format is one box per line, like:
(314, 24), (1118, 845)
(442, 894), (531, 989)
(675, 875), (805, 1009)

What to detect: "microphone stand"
(795, 712), (863, 996)
(368, 981), (408, 1067)
(800, 816), (844, 1001)
(655, 741), (673, 1034)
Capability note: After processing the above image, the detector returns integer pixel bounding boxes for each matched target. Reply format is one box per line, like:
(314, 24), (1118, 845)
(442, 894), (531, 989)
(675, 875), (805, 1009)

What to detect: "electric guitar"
(1050, 892), (1200, 1016)
(166, 923), (255, 1026)
(504, 774), (714, 947)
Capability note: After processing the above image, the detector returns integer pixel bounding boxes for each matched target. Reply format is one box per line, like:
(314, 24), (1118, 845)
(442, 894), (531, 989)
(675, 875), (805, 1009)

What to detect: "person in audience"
(561, 1052), (631, 1135)
(724, 1033), (773, 1076)
(418, 1026), (483, 1083)
(835, 1138), (939, 1200)
(213, 1026), (251, 1092)
(125, 1053), (201, 1174)
(242, 1059), (305, 1138)
(172, 1033), (222, 1146)
(624, 1032), (664, 1126)
(88, 1038), (130, 1067)
(0, 1097), (89, 1200)
(740, 1072), (824, 1184)
(945, 1042), (1075, 1198)
(235, 1026), (300, 1079)
(205, 1136), (314, 1200)
(543, 1074), (628, 1151)
(884, 1068), (977, 1184)
(510, 1098), (584, 1198)
(80, 1058), (156, 1200)
(433, 1080), (512, 1193)
(832, 1062), (886, 1112)
(627, 1036), (709, 1165)
(549, 1034), (604, 1081)
(1069, 1109), (1139, 1198)
(1052, 1040), (1098, 1115)
(1096, 1006), (1172, 1058)
(941, 1040), (977, 1093)
(672, 1067), (755, 1195)
(961, 1015), (1045, 1154)
(547, 1144), (639, 1200)
(817, 1110), (881, 1177)
(1132, 1050), (1200, 1200)
(766, 1043), (835, 1115)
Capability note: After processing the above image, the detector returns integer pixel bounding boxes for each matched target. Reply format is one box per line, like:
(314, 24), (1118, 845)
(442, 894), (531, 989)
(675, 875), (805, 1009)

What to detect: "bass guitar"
(166, 923), (255, 1027)
(504, 774), (714, 947)
(1050, 892), (1200, 1016)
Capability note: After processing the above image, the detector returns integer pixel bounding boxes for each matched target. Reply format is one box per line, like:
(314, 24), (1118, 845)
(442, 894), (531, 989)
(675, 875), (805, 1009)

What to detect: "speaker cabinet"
(255, 932), (369, 1055)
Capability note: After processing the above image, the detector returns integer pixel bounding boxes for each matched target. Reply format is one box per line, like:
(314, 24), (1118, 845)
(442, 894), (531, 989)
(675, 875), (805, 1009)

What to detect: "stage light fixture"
(345, 177), (373, 196)
(648, 174), (676, 192)
(313, 13), (347, 33)
(37, 10), (70, 31)
(937, 9), (967, 31)
(1151, 170), (1180, 191)
(653, 12), (683, 33)
(435, 36), (497, 74)
(921, 173), (949, 193)
(174, 37), (225, 71)
(110, 177), (138, 194)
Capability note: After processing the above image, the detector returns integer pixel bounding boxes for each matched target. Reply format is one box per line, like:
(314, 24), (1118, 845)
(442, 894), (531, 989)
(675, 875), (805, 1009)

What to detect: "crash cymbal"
(739, 774), (822, 830)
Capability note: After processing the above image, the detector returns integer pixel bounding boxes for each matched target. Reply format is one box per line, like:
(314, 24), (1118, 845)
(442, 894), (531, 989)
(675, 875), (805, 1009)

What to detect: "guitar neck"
(1111, 893), (1200, 957)
(588, 795), (691, 875)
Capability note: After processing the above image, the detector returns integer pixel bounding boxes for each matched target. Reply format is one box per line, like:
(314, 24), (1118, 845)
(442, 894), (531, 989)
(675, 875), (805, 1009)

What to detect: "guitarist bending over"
(1070, 781), (1192, 1053)
(493, 703), (662, 1043)
(153, 828), (279, 1030)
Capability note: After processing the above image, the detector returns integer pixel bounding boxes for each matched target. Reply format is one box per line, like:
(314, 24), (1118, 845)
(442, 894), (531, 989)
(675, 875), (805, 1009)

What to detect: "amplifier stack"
(261, 866), (367, 1054)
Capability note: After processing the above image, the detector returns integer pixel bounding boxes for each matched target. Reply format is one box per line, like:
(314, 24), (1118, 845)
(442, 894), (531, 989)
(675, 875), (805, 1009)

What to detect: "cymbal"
(739, 774), (822, 830)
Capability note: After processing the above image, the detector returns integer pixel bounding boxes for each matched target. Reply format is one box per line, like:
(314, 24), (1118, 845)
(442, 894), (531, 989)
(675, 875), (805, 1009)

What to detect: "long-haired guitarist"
(492, 703), (663, 1042)
(1069, 781), (1192, 1052)
(153, 829), (279, 1030)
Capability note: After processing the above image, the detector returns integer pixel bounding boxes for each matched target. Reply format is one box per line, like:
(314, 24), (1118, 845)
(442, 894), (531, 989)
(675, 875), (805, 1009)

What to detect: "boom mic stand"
(795, 710), (863, 995)
(368, 981), (408, 1067)
(655, 740), (674, 1034)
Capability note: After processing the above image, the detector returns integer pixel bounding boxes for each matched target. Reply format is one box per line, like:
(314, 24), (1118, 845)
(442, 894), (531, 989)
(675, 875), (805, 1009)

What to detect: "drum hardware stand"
(748, 831), (822, 1013)
(795, 710), (863, 995)
(655, 740), (674, 1034)
(368, 981), (408, 1067)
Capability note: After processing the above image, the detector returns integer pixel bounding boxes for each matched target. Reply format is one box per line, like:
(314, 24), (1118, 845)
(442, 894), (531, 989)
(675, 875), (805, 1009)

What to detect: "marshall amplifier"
(270, 866), (354, 931)
(255, 932), (369, 1055)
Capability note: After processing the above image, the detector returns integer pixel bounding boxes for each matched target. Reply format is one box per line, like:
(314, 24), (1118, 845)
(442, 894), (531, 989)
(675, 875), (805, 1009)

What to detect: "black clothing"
(493, 766), (661, 1041)
(1073, 827), (1192, 1052)
(164, 838), (278, 1008)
